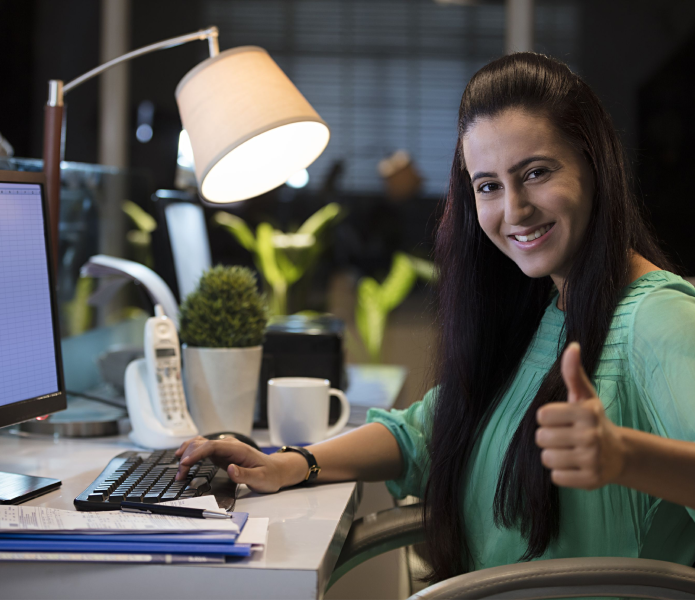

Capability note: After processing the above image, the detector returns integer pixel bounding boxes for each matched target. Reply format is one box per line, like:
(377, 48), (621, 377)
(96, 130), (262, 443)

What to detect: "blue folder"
(0, 538), (252, 556)
(0, 512), (252, 557)
(2, 532), (237, 543)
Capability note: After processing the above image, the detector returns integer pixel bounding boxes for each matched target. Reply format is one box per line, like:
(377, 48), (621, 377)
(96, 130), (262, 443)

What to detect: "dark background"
(2, 0), (695, 276)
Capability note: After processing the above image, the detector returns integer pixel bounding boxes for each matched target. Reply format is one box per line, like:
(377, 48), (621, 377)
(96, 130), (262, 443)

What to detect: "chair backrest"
(329, 503), (425, 586)
(409, 557), (695, 600)
(150, 189), (212, 303)
(164, 201), (211, 300)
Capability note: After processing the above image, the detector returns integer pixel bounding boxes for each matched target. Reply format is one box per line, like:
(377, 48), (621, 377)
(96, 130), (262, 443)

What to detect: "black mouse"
(203, 431), (260, 451)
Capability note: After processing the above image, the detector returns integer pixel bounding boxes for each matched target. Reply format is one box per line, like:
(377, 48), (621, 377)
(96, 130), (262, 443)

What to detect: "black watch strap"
(276, 446), (321, 484)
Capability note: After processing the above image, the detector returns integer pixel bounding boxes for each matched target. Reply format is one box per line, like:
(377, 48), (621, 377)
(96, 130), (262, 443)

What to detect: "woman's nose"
(504, 187), (534, 225)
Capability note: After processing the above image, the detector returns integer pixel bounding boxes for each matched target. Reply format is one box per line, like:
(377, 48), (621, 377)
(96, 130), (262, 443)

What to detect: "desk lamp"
(43, 26), (330, 262)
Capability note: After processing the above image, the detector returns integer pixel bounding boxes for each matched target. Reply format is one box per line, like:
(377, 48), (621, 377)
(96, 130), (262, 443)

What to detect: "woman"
(176, 52), (695, 582)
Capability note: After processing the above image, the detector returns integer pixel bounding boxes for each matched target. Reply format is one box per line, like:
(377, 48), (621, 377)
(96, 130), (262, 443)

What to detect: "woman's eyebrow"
(470, 155), (559, 184)
(507, 155), (559, 174)
(470, 170), (497, 184)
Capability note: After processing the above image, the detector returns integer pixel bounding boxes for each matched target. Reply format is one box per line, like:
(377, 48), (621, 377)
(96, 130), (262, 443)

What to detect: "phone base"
(125, 359), (199, 449)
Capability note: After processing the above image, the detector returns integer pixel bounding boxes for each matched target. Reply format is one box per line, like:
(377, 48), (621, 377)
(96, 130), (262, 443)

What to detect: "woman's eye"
(527, 168), (548, 180)
(478, 182), (499, 194)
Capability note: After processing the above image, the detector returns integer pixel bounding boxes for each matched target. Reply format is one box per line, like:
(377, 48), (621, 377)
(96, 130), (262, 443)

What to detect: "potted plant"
(179, 266), (268, 436)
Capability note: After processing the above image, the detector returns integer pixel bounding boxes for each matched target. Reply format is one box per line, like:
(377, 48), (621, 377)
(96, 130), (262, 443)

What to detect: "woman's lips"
(508, 223), (556, 250)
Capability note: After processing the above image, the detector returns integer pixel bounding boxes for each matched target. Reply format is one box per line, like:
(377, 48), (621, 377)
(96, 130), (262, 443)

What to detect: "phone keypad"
(156, 357), (187, 422)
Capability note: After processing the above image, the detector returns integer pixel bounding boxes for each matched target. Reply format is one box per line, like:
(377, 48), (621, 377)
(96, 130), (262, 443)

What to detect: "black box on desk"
(256, 315), (347, 428)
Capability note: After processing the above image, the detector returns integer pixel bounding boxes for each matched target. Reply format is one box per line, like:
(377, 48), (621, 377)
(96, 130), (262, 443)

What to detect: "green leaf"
(297, 202), (342, 237)
(63, 276), (94, 336)
(407, 254), (437, 282)
(379, 252), (417, 312)
(356, 277), (386, 363)
(122, 200), (157, 233)
(256, 223), (285, 287)
(126, 230), (151, 247)
(214, 212), (257, 252)
(275, 248), (303, 285)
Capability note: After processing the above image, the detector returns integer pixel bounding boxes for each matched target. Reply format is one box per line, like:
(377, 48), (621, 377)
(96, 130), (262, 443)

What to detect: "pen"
(120, 501), (232, 520)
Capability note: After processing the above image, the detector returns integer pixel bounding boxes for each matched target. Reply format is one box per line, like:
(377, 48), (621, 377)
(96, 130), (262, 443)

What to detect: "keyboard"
(74, 449), (218, 511)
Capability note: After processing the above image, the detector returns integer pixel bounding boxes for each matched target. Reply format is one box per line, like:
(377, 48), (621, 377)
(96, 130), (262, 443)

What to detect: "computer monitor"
(0, 170), (66, 504)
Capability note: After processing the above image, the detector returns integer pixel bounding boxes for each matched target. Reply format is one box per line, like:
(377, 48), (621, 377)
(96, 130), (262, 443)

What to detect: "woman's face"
(462, 108), (594, 284)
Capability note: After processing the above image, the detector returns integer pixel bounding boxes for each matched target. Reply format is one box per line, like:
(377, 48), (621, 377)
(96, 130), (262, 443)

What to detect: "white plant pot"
(182, 345), (262, 437)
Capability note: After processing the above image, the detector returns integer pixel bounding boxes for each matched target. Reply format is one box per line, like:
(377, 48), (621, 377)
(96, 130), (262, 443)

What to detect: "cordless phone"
(144, 305), (189, 425)
(124, 304), (198, 449)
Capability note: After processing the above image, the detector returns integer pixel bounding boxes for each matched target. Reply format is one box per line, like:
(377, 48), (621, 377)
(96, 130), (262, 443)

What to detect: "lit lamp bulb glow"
(177, 130), (195, 169)
(286, 168), (310, 189)
(176, 46), (329, 203)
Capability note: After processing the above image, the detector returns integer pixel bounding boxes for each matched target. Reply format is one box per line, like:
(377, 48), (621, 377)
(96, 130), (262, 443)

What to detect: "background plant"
(215, 203), (342, 315)
(356, 252), (436, 363)
(179, 265), (268, 348)
(122, 200), (156, 268)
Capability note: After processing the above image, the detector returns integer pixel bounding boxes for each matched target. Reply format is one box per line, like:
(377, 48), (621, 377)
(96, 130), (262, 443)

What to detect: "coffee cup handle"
(326, 389), (351, 438)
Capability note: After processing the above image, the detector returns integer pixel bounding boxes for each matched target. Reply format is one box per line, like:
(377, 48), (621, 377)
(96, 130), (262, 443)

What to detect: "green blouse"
(367, 270), (695, 570)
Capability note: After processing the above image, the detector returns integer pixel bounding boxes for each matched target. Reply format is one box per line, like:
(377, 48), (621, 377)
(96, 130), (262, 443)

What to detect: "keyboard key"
(88, 492), (106, 502)
(126, 492), (145, 502)
(188, 476), (209, 490)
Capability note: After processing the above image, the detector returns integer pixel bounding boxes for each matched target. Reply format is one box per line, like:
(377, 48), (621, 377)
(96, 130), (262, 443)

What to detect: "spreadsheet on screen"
(0, 182), (58, 407)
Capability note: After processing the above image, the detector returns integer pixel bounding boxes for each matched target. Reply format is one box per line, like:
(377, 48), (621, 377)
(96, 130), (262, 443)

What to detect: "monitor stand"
(0, 471), (61, 505)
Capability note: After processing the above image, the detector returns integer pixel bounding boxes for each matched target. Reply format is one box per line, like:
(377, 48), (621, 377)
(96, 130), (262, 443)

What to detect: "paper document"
(0, 497), (239, 534)
(0, 552), (225, 564)
(162, 496), (220, 511)
(237, 517), (269, 549)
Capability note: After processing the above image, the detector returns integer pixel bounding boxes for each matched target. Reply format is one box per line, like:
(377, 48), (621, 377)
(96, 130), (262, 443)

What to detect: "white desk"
(0, 431), (360, 600)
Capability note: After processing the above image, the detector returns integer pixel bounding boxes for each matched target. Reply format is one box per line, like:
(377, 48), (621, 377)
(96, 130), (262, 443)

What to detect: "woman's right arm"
(175, 422), (404, 493)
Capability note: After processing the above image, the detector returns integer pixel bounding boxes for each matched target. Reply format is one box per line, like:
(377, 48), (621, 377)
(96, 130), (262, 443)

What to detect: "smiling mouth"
(509, 223), (555, 242)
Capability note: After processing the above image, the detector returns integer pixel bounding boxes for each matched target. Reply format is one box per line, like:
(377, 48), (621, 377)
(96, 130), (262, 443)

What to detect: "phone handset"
(124, 305), (198, 449)
(144, 305), (192, 427)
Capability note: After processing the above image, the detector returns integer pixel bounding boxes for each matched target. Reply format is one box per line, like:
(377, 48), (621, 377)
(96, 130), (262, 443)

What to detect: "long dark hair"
(424, 52), (673, 581)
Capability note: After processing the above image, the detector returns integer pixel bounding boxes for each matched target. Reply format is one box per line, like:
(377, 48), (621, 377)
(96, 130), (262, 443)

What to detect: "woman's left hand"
(535, 342), (626, 490)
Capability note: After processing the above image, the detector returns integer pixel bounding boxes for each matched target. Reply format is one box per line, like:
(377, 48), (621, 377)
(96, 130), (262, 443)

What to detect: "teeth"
(514, 224), (552, 242)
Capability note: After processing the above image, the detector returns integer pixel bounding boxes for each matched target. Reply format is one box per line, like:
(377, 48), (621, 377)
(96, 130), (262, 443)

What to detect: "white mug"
(267, 377), (351, 446)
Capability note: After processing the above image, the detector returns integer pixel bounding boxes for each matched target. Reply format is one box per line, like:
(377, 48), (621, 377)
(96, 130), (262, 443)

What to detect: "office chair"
(329, 503), (695, 599)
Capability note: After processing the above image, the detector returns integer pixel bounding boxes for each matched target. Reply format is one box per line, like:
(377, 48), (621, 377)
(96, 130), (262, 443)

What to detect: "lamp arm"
(43, 26), (219, 268)
(61, 26), (219, 99)
(48, 26), (219, 106)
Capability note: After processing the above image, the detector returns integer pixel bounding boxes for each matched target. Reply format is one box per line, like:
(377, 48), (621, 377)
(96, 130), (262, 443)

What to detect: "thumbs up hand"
(536, 342), (626, 490)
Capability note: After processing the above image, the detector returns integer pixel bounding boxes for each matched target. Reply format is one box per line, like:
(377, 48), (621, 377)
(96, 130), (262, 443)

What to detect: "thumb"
(561, 342), (596, 403)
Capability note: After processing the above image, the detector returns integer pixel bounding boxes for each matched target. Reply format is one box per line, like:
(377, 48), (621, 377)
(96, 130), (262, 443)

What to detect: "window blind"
(204, 0), (580, 196)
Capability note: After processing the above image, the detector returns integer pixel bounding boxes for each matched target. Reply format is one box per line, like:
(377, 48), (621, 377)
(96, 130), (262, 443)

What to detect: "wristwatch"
(276, 446), (321, 484)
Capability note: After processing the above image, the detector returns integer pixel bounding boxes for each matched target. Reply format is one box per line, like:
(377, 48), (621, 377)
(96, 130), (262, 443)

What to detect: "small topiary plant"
(179, 266), (268, 348)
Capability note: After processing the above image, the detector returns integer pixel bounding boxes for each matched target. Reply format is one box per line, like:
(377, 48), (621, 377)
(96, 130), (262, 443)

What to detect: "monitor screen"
(0, 171), (65, 427)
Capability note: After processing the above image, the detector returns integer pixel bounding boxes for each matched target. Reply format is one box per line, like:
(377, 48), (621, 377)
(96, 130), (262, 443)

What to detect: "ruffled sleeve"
(366, 387), (436, 499)
(629, 278), (695, 521)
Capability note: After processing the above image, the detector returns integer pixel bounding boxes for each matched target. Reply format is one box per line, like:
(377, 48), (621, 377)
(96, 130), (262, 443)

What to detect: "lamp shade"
(176, 46), (330, 203)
